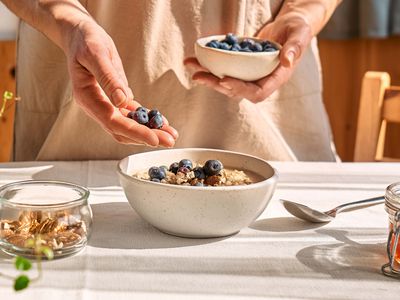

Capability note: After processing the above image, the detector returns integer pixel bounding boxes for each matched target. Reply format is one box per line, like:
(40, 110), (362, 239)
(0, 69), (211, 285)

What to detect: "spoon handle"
(330, 195), (385, 215)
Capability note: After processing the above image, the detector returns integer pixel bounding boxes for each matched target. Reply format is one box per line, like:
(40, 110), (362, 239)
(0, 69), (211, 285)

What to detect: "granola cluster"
(0, 210), (87, 251)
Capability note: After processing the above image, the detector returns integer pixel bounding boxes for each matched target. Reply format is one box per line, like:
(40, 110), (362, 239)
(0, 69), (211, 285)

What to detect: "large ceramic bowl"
(117, 148), (278, 238)
(195, 35), (281, 82)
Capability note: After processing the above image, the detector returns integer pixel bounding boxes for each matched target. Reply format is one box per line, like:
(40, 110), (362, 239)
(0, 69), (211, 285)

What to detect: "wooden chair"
(354, 71), (400, 161)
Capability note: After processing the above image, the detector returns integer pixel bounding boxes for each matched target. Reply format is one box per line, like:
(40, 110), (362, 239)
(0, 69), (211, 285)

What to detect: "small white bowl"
(117, 148), (278, 238)
(195, 35), (281, 82)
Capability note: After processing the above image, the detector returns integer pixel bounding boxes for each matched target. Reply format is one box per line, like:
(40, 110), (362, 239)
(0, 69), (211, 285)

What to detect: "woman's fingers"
(183, 57), (209, 72)
(192, 71), (233, 96)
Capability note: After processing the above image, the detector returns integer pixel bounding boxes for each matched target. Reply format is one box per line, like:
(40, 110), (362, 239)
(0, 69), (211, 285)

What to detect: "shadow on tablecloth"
(296, 228), (391, 280)
(89, 202), (227, 249)
(250, 217), (326, 232)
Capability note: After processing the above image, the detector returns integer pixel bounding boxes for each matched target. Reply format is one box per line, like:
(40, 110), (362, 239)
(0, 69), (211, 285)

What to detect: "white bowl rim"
(117, 148), (278, 191)
(196, 34), (282, 56)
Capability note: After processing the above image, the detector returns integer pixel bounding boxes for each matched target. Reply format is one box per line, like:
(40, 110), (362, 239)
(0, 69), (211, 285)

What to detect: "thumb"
(280, 27), (310, 68)
(81, 51), (131, 108)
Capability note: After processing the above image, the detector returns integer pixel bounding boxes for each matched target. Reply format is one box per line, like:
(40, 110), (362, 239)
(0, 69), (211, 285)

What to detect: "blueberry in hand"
(203, 160), (223, 176)
(169, 162), (179, 174)
(193, 167), (206, 179)
(223, 33), (238, 45)
(148, 114), (164, 129)
(148, 109), (161, 120)
(136, 106), (147, 114)
(129, 110), (149, 125)
(148, 166), (166, 180)
(178, 159), (193, 170)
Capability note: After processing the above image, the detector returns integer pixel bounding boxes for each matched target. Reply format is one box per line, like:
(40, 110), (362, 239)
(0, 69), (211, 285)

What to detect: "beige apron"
(14, 0), (338, 161)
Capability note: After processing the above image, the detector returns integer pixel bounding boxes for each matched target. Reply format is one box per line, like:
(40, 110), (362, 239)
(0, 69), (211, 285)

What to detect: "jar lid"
(385, 182), (400, 215)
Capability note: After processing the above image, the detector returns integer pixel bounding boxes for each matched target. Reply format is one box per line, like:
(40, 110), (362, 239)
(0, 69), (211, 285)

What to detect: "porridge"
(133, 159), (256, 187)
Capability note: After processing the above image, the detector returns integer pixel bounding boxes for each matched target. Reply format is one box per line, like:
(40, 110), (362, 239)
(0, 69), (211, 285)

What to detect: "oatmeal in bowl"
(117, 148), (278, 238)
(133, 159), (254, 187)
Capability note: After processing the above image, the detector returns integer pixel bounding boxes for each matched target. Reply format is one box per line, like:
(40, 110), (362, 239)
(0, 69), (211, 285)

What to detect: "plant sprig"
(0, 235), (54, 291)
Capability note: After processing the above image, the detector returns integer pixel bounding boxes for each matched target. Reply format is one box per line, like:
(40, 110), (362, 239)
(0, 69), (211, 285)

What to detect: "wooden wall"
(0, 38), (400, 162)
(318, 37), (400, 161)
(0, 41), (16, 162)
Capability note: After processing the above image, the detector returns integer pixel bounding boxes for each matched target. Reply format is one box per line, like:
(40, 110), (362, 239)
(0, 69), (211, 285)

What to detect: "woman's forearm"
(276, 0), (342, 36)
(1, 0), (92, 50)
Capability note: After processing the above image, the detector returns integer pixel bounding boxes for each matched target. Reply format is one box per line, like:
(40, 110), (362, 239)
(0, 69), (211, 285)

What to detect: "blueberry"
(160, 165), (168, 173)
(151, 178), (161, 183)
(240, 39), (254, 49)
(178, 159), (193, 170)
(231, 43), (241, 51)
(194, 181), (204, 186)
(223, 33), (238, 45)
(177, 166), (190, 174)
(148, 109), (161, 120)
(148, 166), (166, 180)
(136, 106), (147, 114)
(206, 40), (219, 48)
(193, 167), (206, 180)
(169, 162), (179, 174)
(218, 42), (231, 51)
(263, 47), (277, 52)
(129, 110), (149, 125)
(250, 42), (263, 52)
(203, 160), (223, 176)
(148, 114), (164, 129)
(261, 41), (273, 48)
(240, 47), (252, 52)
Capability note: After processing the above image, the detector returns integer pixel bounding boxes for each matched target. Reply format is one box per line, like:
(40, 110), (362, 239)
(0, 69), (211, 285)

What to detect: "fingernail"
(286, 51), (295, 66)
(220, 82), (232, 90)
(111, 89), (127, 107)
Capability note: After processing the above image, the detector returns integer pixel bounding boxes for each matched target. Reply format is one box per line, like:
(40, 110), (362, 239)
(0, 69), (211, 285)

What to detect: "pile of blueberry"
(148, 159), (224, 186)
(128, 107), (164, 129)
(205, 33), (277, 53)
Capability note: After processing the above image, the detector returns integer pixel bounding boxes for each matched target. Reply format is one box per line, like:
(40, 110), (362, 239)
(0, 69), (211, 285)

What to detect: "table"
(1, 161), (400, 299)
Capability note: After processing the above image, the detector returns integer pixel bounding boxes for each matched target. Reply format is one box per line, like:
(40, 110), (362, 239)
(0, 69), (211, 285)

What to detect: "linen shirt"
(14, 0), (338, 161)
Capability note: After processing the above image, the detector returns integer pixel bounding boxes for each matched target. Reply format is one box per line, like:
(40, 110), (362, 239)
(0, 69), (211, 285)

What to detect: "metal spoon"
(280, 195), (385, 223)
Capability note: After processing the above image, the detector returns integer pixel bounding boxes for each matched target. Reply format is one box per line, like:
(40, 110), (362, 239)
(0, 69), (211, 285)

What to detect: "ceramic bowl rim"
(196, 34), (282, 57)
(117, 148), (278, 191)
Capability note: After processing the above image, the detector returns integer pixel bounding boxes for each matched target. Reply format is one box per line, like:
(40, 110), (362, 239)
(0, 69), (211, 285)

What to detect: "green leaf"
(14, 275), (30, 291)
(14, 257), (32, 271)
(39, 246), (54, 260)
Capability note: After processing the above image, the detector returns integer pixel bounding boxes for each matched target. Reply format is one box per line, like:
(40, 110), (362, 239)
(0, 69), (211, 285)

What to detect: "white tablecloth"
(1, 161), (400, 299)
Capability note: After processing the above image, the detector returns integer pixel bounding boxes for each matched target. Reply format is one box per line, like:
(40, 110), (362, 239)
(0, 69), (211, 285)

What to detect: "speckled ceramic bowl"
(195, 35), (281, 81)
(117, 148), (278, 238)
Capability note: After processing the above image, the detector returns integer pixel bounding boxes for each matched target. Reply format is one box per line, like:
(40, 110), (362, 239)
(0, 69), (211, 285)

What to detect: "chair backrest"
(354, 71), (400, 162)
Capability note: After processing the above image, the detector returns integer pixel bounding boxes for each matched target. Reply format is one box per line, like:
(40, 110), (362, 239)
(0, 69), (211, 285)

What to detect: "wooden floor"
(1, 37), (400, 162)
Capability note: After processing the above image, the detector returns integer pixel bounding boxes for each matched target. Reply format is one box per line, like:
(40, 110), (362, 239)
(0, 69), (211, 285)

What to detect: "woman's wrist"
(1, 0), (92, 52)
(275, 0), (341, 36)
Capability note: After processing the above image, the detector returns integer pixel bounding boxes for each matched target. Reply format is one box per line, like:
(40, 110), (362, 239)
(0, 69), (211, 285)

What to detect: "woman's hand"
(184, 14), (313, 103)
(64, 19), (178, 147)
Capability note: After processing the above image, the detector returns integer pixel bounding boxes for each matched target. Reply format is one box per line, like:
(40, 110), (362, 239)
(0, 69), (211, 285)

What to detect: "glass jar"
(382, 182), (400, 278)
(0, 180), (92, 258)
